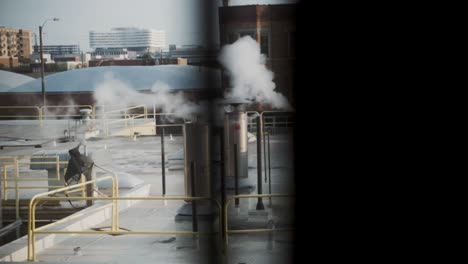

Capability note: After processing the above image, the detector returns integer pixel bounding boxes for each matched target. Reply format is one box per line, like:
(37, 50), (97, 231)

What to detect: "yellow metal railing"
(102, 105), (148, 136)
(224, 193), (295, 247)
(28, 193), (222, 261)
(27, 174), (118, 261)
(246, 111), (295, 132)
(1, 155), (71, 221)
(154, 113), (186, 134)
(41, 105), (93, 120)
(0, 106), (42, 125)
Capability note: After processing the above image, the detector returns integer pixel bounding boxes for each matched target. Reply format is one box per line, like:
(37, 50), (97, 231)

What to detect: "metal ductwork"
(224, 110), (248, 179)
(183, 122), (211, 198)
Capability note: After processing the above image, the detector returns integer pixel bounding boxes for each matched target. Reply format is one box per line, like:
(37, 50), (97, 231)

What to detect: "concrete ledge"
(0, 183), (151, 262)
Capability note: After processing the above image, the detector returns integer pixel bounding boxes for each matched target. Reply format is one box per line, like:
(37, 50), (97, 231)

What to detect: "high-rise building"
(0, 27), (33, 67)
(89, 27), (166, 55)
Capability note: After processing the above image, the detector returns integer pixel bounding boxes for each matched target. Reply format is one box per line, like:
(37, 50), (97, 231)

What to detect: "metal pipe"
(256, 116), (265, 210)
(14, 157), (19, 220)
(263, 115), (267, 183)
(219, 128), (226, 240)
(39, 25), (45, 107)
(161, 127), (166, 196)
(190, 161), (198, 235)
(233, 143), (239, 207)
(267, 128), (272, 207)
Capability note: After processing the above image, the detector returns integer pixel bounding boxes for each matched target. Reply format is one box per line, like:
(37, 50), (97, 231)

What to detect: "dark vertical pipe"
(267, 128), (272, 207)
(39, 25), (46, 107)
(234, 143), (239, 207)
(161, 128), (166, 196)
(220, 128), (226, 239)
(191, 161), (198, 234)
(263, 115), (267, 183)
(256, 116), (265, 210)
(86, 184), (93, 207)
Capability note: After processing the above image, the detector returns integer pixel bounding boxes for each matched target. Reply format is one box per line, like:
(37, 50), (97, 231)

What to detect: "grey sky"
(0, 0), (297, 52)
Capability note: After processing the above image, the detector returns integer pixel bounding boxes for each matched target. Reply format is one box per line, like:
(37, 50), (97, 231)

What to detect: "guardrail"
(1, 155), (71, 221)
(247, 111), (295, 133)
(27, 174), (118, 261)
(224, 193), (295, 248)
(154, 113), (186, 135)
(41, 105), (93, 120)
(27, 193), (222, 261)
(0, 106), (42, 125)
(102, 105), (148, 136)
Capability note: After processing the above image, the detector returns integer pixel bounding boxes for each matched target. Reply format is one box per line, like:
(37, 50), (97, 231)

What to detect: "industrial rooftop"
(0, 71), (35, 92)
(5, 65), (221, 93)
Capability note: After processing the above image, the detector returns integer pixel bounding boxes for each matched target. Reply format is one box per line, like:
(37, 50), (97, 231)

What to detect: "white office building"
(89, 27), (166, 55)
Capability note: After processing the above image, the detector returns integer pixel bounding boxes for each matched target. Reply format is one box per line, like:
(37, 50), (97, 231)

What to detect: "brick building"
(0, 27), (33, 68)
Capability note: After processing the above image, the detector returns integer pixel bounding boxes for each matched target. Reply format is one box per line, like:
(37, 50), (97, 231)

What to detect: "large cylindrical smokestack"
(223, 0), (229, 7)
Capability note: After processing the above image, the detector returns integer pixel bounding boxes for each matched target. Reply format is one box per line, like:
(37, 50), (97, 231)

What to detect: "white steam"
(93, 72), (201, 118)
(218, 36), (291, 109)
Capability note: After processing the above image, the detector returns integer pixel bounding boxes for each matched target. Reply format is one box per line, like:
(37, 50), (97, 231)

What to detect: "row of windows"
(90, 35), (165, 38)
(33, 47), (79, 51)
(91, 42), (165, 46)
(90, 32), (164, 36)
(90, 39), (165, 43)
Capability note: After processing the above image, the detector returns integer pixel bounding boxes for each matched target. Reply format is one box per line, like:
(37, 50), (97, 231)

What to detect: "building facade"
(0, 27), (33, 67)
(161, 45), (219, 67)
(33, 44), (80, 59)
(219, 4), (296, 105)
(89, 27), (166, 55)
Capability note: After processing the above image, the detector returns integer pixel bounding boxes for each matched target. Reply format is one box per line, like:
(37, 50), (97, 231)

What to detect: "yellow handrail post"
(115, 175), (119, 230)
(110, 175), (116, 232)
(92, 105), (98, 119)
(55, 156), (60, 181)
(14, 157), (20, 220)
(37, 106), (43, 127)
(40, 106), (45, 123)
(3, 162), (8, 201)
(31, 201), (37, 261)
(81, 174), (86, 198)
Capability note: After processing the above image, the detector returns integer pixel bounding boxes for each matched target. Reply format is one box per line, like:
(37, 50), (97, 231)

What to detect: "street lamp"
(39, 17), (59, 107)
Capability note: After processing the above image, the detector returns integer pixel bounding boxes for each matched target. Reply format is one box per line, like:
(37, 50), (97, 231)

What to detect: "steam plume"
(218, 36), (292, 109)
(93, 72), (201, 118)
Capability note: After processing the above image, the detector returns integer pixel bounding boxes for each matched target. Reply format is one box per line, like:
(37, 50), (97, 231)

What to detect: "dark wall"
(0, 90), (215, 118)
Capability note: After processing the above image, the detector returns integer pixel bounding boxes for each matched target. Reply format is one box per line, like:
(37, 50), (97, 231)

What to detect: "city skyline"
(0, 0), (298, 52)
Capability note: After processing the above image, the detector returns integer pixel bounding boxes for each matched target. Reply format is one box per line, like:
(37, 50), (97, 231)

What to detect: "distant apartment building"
(0, 26), (33, 67)
(33, 44), (80, 59)
(161, 45), (218, 67)
(90, 48), (137, 60)
(219, 4), (296, 104)
(89, 27), (166, 56)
